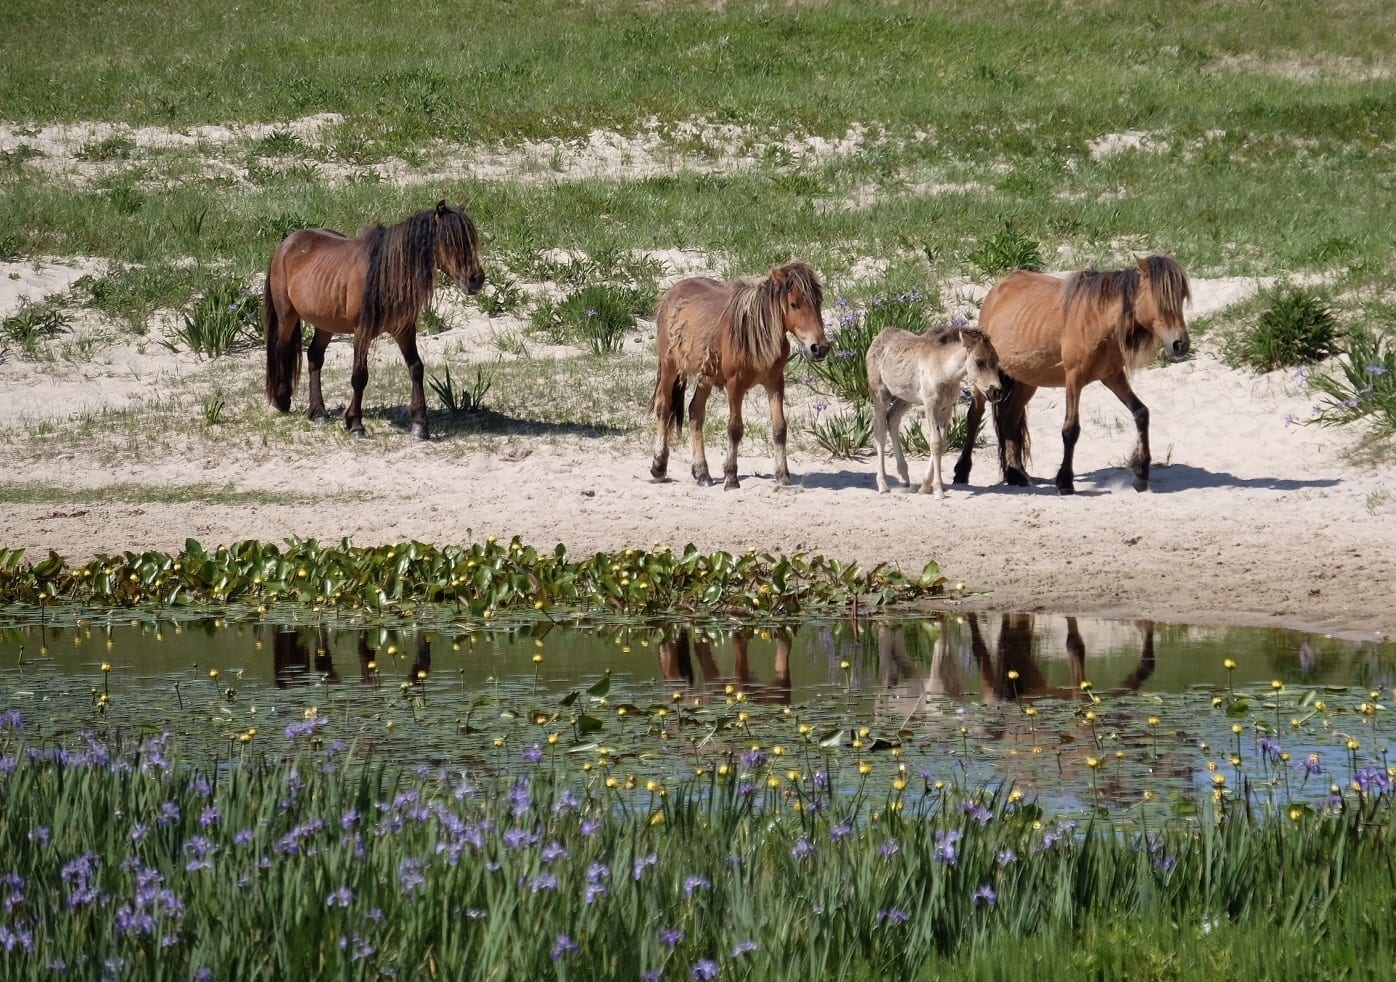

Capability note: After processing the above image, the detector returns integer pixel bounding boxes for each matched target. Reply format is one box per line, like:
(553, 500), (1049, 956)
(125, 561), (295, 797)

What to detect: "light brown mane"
(723, 261), (823, 370)
(1062, 255), (1190, 374)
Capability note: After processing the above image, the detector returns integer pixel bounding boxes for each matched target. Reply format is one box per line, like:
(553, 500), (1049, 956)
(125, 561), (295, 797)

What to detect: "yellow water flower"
(1212, 773), (1226, 786)
(1086, 757), (1100, 769)
(1148, 716), (1160, 727)
(1223, 658), (1237, 671)
(101, 663), (111, 673)
(858, 762), (872, 776)
(892, 778), (907, 791)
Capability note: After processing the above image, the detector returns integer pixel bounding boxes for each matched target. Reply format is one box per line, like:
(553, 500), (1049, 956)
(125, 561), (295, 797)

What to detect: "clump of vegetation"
(169, 277), (262, 357)
(0, 298), (70, 355)
(534, 283), (652, 355)
(1228, 286), (1339, 372)
(1306, 325), (1396, 434)
(808, 404), (873, 459)
(428, 361), (494, 414)
(75, 264), (204, 335)
(0, 537), (947, 614)
(966, 223), (1044, 278)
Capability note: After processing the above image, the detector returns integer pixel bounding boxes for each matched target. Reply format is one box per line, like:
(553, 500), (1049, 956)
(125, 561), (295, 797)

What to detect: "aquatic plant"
(0, 538), (947, 615)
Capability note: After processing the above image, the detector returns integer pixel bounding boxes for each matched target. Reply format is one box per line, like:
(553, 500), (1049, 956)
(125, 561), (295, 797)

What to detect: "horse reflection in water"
(271, 627), (432, 688)
(657, 628), (793, 706)
(877, 613), (1165, 805)
(877, 613), (1155, 707)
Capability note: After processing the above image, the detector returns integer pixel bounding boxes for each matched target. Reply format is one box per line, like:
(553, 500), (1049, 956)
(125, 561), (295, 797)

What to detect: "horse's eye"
(976, 359), (986, 369)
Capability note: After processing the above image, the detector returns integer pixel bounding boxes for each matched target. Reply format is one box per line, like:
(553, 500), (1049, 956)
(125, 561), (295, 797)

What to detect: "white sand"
(2, 259), (1391, 643)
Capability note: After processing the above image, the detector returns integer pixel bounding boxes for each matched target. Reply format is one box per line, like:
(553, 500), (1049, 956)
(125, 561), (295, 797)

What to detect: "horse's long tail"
(263, 273), (300, 412)
(991, 374), (1031, 474)
(652, 374), (685, 436)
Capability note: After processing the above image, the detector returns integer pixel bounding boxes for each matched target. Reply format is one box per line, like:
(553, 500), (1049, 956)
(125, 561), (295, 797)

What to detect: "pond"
(2, 609), (1391, 817)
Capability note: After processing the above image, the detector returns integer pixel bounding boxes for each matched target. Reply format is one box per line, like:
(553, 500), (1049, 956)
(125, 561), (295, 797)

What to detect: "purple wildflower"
(522, 744), (544, 764)
(683, 875), (711, 897)
(877, 908), (910, 925)
(830, 822), (853, 842)
(732, 940), (759, 957)
(973, 884), (997, 907)
(690, 959), (720, 981)
(633, 854), (658, 881)
(326, 887), (354, 908)
(530, 872), (558, 893)
(791, 837), (815, 860)
(878, 837), (900, 859)
(551, 934), (579, 961)
(660, 927), (685, 948)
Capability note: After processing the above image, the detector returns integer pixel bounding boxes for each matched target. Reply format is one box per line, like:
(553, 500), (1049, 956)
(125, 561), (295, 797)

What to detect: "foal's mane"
(724, 261), (823, 369)
(1061, 255), (1189, 371)
(362, 205), (478, 337)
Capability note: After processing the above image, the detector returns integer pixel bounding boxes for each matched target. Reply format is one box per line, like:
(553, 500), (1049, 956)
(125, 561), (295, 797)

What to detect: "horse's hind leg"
(394, 330), (430, 440)
(997, 381), (1037, 487)
(688, 382), (714, 486)
(887, 401), (913, 490)
(1101, 372), (1151, 491)
(952, 391), (985, 485)
(871, 383), (894, 493)
(306, 328), (332, 423)
(650, 366), (682, 481)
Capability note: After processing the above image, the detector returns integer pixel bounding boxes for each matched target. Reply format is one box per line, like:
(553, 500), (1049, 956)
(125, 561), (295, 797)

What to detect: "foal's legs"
(1100, 372), (1151, 491)
(886, 401), (913, 490)
(345, 331), (372, 437)
(305, 328), (332, 423)
(722, 381), (749, 490)
(688, 381), (714, 486)
(918, 395), (955, 498)
(871, 383), (901, 493)
(393, 330), (430, 440)
(952, 391), (985, 486)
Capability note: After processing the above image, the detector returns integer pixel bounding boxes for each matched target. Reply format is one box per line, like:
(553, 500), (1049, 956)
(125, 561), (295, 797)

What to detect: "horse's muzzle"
(807, 342), (830, 361)
(1169, 337), (1190, 359)
(984, 385), (1005, 403)
(463, 272), (485, 295)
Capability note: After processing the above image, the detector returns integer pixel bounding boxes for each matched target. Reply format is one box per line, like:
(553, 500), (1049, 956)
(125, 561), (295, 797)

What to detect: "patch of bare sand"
(1, 264), (1392, 642)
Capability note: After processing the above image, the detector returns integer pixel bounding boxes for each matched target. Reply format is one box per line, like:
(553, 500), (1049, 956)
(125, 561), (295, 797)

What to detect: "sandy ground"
(2, 254), (1392, 644)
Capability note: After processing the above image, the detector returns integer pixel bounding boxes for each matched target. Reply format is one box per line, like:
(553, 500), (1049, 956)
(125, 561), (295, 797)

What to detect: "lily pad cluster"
(0, 538), (947, 616)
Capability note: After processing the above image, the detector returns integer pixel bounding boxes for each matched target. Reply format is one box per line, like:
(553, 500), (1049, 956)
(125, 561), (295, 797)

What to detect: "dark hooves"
(1004, 468), (1031, 487)
(309, 413), (330, 425)
(1133, 478), (1149, 492)
(349, 426), (366, 439)
(409, 423), (430, 441)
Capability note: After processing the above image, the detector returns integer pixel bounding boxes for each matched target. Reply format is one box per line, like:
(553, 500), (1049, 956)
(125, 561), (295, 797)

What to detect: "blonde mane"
(723, 261), (823, 370)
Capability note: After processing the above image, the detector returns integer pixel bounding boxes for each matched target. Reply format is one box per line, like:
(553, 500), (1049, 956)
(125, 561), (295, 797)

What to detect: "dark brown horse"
(264, 201), (484, 439)
(657, 627), (793, 706)
(953, 255), (1190, 494)
(650, 261), (830, 489)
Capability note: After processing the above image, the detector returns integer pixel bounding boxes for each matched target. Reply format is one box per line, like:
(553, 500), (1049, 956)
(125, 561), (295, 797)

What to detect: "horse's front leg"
(394, 330), (430, 440)
(1055, 375), (1083, 494)
(919, 397), (953, 498)
(722, 382), (749, 490)
(765, 376), (790, 487)
(952, 390), (985, 485)
(345, 331), (372, 438)
(306, 329), (332, 423)
(872, 386), (893, 493)
(998, 380), (1037, 487)
(689, 382), (714, 486)
(1102, 373), (1151, 491)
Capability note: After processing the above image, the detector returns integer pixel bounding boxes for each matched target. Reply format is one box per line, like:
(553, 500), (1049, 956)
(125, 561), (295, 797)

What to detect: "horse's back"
(869, 327), (963, 404)
(979, 271), (1070, 387)
(656, 276), (733, 378)
(269, 229), (366, 333)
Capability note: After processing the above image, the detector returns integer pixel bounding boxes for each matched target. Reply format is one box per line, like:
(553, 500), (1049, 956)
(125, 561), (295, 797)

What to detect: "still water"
(2, 611), (1391, 813)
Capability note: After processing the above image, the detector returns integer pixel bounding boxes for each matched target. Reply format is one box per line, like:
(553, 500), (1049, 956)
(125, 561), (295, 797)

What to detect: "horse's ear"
(769, 266), (789, 286)
(436, 200), (449, 216)
(1136, 255), (1150, 276)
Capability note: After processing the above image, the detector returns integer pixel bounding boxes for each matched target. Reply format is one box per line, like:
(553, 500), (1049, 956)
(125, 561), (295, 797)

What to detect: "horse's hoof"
(349, 426), (366, 439)
(724, 477), (740, 491)
(309, 413), (330, 425)
(1057, 484), (1075, 496)
(1133, 477), (1149, 492)
(409, 423), (429, 441)
(649, 462), (667, 480)
(1004, 468), (1031, 487)
(952, 472), (970, 486)
(694, 476), (713, 488)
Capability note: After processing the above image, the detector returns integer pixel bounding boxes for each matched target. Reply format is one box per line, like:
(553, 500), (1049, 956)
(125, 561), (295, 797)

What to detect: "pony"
(263, 200), (484, 440)
(866, 325), (1005, 498)
(952, 255), (1190, 494)
(649, 261), (830, 489)
(657, 627), (794, 706)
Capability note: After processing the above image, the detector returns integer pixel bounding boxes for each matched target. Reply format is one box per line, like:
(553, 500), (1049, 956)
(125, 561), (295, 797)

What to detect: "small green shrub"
(1229, 287), (1339, 371)
(1, 298), (70, 355)
(808, 404), (873, 459)
(899, 403), (982, 455)
(429, 362), (494, 414)
(170, 277), (263, 357)
(540, 284), (652, 355)
(966, 223), (1044, 278)
(1305, 327), (1396, 433)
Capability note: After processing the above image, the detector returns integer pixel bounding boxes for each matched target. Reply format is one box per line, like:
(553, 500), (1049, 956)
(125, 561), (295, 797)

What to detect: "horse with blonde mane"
(953, 255), (1190, 494)
(264, 200), (484, 440)
(649, 261), (830, 489)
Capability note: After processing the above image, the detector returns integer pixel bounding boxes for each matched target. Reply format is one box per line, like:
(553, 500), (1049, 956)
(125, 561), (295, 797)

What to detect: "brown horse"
(264, 201), (484, 440)
(650, 261), (830, 489)
(953, 255), (1190, 494)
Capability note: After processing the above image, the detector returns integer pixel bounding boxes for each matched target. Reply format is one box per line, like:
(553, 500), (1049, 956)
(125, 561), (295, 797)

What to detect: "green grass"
(0, 482), (339, 508)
